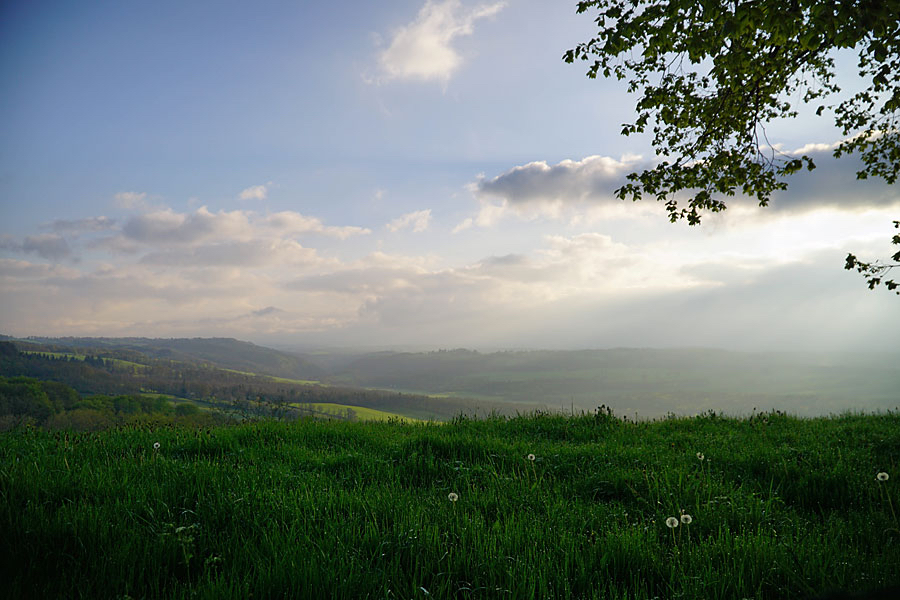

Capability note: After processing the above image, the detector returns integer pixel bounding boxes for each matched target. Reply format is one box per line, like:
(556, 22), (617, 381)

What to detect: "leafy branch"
(565, 0), (899, 292)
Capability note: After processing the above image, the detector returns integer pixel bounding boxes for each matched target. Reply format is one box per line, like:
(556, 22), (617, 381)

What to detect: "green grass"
(1, 411), (899, 599)
(219, 368), (326, 386)
(291, 402), (423, 423)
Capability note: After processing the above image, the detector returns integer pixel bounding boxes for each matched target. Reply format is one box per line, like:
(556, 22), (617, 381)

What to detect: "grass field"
(219, 368), (326, 387)
(1, 410), (898, 599)
(290, 402), (422, 423)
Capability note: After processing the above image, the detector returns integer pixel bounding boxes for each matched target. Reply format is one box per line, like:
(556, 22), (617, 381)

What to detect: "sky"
(1, 0), (898, 353)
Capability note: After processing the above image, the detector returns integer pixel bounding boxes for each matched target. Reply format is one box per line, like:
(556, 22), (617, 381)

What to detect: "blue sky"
(1, 0), (898, 351)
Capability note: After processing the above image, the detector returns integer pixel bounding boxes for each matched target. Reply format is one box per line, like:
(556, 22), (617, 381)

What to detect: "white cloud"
(114, 191), (149, 210)
(378, 0), (505, 83)
(139, 239), (328, 268)
(86, 235), (142, 254)
(387, 209), (432, 232)
(239, 184), (268, 201)
(264, 211), (372, 239)
(790, 141), (840, 155)
(287, 233), (666, 328)
(114, 206), (371, 250)
(451, 217), (474, 233)
(122, 206), (250, 245)
(0, 258), (78, 279)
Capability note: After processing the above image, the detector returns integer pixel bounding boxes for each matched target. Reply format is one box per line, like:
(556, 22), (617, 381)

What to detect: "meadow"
(1, 410), (898, 599)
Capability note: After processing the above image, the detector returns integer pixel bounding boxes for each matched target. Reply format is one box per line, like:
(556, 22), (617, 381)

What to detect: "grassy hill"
(2, 411), (898, 599)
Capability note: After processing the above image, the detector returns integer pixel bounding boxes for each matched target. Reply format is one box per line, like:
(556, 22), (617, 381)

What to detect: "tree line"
(0, 374), (216, 431)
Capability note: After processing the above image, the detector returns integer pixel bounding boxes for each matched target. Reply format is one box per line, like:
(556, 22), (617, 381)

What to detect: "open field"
(219, 368), (326, 387)
(2, 410), (899, 599)
(290, 402), (422, 423)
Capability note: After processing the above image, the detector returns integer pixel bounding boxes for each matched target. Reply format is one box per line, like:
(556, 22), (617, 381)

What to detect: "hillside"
(15, 336), (326, 381)
(0, 341), (534, 422)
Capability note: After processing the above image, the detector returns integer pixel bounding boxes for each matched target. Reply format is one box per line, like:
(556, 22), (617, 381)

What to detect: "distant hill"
(324, 347), (900, 417)
(0, 340), (534, 421)
(17, 336), (325, 381)
(5, 335), (898, 418)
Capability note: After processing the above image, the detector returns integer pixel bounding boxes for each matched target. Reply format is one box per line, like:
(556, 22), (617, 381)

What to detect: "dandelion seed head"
(448, 492), (459, 502)
(153, 442), (160, 450)
(877, 472), (889, 482)
(527, 453), (536, 461)
(666, 516), (679, 528)
(680, 514), (693, 525)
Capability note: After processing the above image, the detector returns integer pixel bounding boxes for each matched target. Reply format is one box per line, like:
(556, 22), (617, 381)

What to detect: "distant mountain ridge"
(13, 336), (325, 381)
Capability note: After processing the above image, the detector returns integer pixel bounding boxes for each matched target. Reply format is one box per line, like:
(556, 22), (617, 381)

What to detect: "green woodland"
(0, 374), (216, 431)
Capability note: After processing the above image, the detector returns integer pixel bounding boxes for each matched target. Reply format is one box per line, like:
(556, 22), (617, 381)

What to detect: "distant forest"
(0, 341), (518, 426)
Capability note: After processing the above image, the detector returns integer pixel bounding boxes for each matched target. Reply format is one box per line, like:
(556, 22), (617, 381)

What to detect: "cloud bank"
(460, 146), (899, 229)
(1, 141), (896, 353)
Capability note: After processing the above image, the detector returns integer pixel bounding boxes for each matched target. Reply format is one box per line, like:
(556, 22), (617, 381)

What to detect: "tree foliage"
(565, 0), (899, 293)
(844, 219), (900, 293)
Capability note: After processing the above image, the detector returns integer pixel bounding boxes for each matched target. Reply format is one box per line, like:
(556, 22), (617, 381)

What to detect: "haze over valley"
(4, 335), (896, 421)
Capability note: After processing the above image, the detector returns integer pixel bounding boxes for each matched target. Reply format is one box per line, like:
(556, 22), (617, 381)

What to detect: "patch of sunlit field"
(289, 402), (422, 423)
(1, 411), (898, 599)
